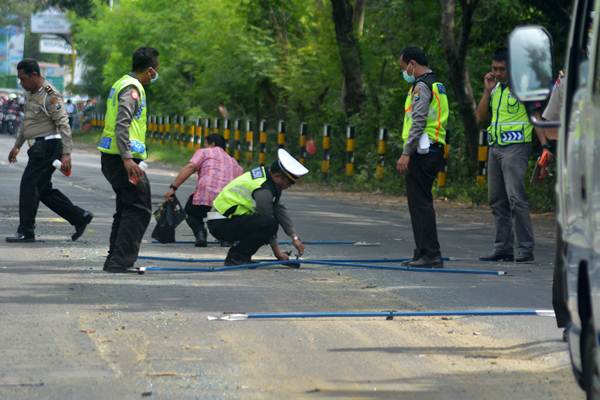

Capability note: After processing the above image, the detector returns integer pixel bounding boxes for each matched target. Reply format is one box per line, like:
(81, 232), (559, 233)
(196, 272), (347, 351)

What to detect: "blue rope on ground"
(301, 260), (504, 276)
(207, 309), (555, 320)
(151, 240), (358, 245)
(137, 255), (453, 263)
(140, 259), (300, 273)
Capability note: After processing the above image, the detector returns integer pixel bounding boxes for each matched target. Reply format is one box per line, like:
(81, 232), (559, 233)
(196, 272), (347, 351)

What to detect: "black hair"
(206, 133), (226, 150)
(400, 46), (428, 66)
(17, 59), (41, 76)
(492, 47), (508, 63)
(132, 47), (159, 73)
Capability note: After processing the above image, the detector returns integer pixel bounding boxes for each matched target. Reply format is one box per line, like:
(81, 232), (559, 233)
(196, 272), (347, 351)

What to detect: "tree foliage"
(69, 0), (572, 182)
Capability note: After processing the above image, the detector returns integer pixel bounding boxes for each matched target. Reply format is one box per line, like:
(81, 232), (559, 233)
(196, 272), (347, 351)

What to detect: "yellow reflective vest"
(97, 74), (148, 159)
(213, 166), (268, 217)
(402, 73), (449, 146)
(487, 83), (533, 146)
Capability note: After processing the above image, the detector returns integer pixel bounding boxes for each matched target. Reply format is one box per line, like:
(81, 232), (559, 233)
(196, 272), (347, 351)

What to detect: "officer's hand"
(60, 154), (72, 174)
(396, 154), (410, 175)
(274, 249), (290, 261)
(484, 72), (496, 93)
(123, 158), (142, 180)
(292, 238), (304, 256)
(164, 188), (176, 200)
(8, 147), (19, 163)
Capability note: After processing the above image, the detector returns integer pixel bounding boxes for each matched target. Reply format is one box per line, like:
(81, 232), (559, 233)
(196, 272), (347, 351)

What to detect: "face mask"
(150, 69), (159, 84)
(402, 63), (415, 84)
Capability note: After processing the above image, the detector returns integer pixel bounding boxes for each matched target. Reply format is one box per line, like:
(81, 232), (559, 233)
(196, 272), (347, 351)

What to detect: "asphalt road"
(0, 135), (582, 399)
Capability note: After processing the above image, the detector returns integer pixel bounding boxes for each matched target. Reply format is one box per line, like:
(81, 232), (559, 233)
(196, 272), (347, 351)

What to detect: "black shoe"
(479, 253), (514, 262)
(562, 328), (568, 342)
(103, 265), (137, 273)
(516, 254), (535, 263)
(404, 256), (444, 269)
(72, 211), (94, 241)
(6, 233), (35, 243)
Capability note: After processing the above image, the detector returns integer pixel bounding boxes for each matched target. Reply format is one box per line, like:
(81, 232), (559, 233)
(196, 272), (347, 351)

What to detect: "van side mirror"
(508, 26), (554, 103)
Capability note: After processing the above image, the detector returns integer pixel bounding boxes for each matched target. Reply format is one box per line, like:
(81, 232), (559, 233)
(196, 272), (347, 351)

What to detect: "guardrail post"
(277, 120), (286, 149)
(159, 116), (165, 145)
(174, 115), (181, 145)
(345, 125), (355, 176)
(375, 127), (387, 180)
(477, 129), (488, 186)
(234, 119), (242, 161)
(204, 118), (211, 138)
(258, 119), (267, 166)
(213, 118), (221, 135)
(299, 122), (307, 164)
(194, 118), (202, 149)
(321, 124), (331, 178)
(245, 120), (254, 163)
(223, 119), (231, 155)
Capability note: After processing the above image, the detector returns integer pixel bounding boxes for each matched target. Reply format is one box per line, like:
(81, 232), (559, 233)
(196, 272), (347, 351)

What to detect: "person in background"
(65, 99), (77, 129)
(164, 133), (243, 247)
(6, 58), (93, 243)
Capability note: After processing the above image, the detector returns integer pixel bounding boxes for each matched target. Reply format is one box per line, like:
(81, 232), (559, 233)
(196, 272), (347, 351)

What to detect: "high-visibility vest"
(97, 74), (148, 159)
(487, 83), (533, 146)
(402, 73), (449, 146)
(213, 166), (268, 217)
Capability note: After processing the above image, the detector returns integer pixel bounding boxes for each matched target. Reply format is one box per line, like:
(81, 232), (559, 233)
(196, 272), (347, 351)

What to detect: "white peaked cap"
(277, 148), (309, 182)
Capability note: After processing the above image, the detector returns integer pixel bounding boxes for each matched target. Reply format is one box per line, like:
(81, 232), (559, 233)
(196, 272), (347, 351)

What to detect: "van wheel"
(584, 320), (600, 399)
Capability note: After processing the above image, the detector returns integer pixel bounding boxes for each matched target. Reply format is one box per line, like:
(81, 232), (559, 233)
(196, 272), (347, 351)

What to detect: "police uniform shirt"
(403, 69), (433, 155)
(14, 80), (73, 153)
(114, 73), (143, 159)
(253, 175), (297, 246)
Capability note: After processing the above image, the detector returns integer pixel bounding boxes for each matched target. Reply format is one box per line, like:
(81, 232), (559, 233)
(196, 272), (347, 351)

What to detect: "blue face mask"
(402, 66), (417, 85)
(403, 69), (415, 84)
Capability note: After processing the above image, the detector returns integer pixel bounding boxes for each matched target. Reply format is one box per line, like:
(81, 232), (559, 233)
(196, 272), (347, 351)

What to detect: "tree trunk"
(439, 0), (480, 172)
(330, 0), (366, 117)
(353, 0), (366, 38)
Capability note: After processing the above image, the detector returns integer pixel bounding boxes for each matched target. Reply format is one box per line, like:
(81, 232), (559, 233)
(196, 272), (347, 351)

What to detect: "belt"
(34, 133), (61, 141)
(206, 211), (227, 221)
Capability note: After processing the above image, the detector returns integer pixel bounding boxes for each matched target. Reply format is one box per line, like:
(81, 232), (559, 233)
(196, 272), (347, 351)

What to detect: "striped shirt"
(190, 147), (243, 206)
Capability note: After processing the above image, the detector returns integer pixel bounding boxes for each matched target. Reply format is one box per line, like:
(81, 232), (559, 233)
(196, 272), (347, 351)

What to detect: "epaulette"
(44, 85), (56, 95)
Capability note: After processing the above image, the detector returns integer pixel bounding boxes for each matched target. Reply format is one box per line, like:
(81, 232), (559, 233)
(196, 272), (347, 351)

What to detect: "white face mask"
(402, 63), (416, 84)
(149, 68), (159, 84)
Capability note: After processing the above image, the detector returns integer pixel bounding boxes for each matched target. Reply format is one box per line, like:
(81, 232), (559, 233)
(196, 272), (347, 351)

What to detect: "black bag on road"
(151, 196), (186, 243)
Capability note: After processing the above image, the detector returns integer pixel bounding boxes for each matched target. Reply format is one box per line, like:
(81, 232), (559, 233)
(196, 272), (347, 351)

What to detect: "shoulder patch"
(435, 83), (446, 95)
(44, 85), (55, 95)
(250, 167), (264, 179)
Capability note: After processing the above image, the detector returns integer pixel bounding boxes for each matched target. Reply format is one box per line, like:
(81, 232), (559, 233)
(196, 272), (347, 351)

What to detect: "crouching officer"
(97, 47), (159, 273)
(6, 58), (93, 243)
(207, 149), (308, 266)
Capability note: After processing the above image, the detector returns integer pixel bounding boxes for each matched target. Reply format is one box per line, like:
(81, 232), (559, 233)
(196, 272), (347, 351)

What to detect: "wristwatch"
(169, 184), (178, 191)
(541, 143), (552, 150)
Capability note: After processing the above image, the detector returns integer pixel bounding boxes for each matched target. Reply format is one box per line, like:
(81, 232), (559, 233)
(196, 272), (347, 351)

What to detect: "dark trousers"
(184, 195), (210, 239)
(18, 139), (87, 237)
(405, 150), (443, 259)
(101, 153), (152, 269)
(207, 214), (278, 259)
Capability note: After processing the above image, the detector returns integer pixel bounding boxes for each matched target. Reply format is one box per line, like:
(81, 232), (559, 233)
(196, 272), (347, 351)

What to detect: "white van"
(508, 1), (600, 398)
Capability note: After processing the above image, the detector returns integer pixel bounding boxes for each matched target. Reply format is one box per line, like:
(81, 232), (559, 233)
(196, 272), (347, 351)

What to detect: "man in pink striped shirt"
(164, 134), (243, 246)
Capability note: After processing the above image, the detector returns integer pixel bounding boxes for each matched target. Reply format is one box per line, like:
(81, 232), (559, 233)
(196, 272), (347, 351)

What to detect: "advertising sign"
(0, 25), (25, 76)
(31, 8), (71, 35)
(40, 34), (74, 55)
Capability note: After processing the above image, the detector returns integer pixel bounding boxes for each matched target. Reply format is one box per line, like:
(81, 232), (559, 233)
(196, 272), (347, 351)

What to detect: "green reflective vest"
(402, 73), (449, 146)
(487, 84), (533, 146)
(213, 166), (268, 217)
(97, 74), (148, 159)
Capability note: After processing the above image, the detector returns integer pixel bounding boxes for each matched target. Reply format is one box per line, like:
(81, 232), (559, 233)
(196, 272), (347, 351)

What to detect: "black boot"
(195, 227), (208, 247)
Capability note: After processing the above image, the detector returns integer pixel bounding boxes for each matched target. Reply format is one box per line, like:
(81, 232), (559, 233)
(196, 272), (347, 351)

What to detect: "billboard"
(31, 8), (71, 35)
(40, 34), (74, 55)
(0, 25), (25, 77)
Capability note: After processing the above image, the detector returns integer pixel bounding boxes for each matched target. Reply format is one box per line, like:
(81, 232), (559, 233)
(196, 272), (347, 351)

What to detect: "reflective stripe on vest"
(402, 81), (449, 146)
(97, 75), (148, 159)
(212, 166), (267, 217)
(487, 84), (532, 146)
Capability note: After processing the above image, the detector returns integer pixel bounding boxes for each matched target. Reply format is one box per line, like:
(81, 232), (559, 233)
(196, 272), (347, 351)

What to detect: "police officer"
(97, 47), (159, 273)
(475, 48), (535, 263)
(207, 149), (308, 266)
(396, 47), (448, 269)
(6, 58), (93, 243)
